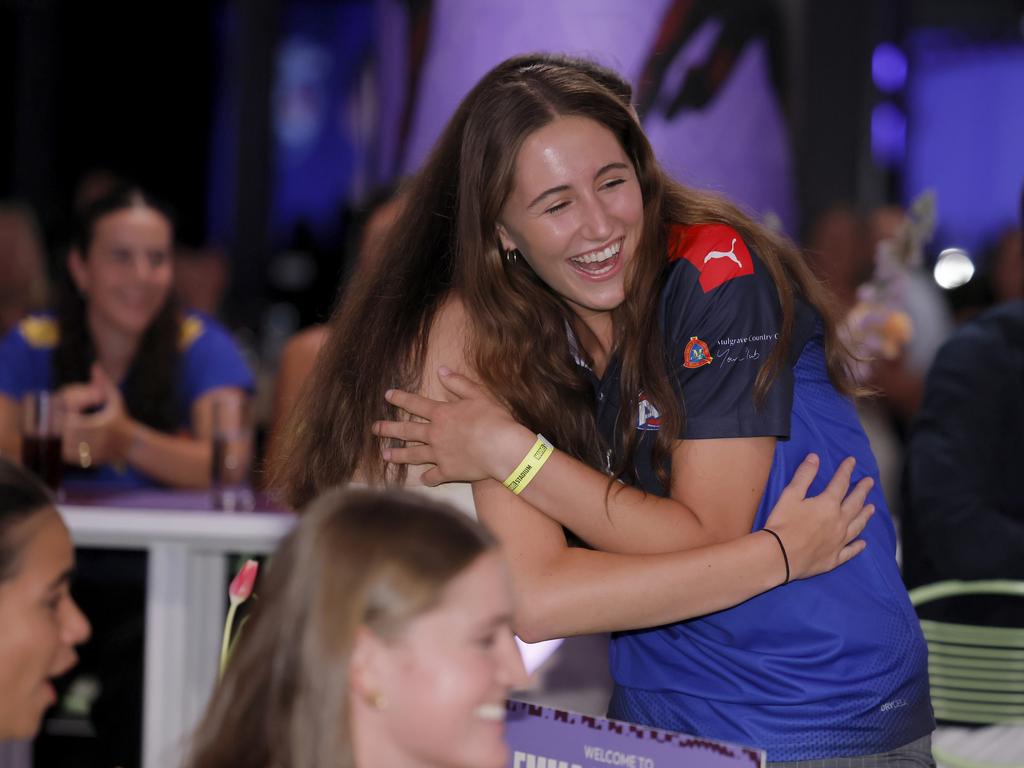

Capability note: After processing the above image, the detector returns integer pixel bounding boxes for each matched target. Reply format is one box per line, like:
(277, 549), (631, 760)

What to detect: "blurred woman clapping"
(0, 185), (253, 489)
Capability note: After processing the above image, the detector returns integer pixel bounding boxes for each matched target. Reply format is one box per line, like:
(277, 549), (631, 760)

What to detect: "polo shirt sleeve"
(662, 225), (793, 440)
(0, 318), (56, 399)
(178, 314), (255, 408)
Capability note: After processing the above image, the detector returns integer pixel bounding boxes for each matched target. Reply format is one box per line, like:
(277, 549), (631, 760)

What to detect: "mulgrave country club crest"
(683, 336), (713, 369)
(637, 392), (661, 431)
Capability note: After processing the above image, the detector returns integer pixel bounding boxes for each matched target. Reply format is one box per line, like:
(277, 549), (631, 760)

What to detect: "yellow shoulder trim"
(179, 315), (205, 351)
(17, 316), (59, 349)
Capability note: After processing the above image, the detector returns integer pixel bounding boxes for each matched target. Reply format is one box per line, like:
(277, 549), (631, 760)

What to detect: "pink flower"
(228, 559), (259, 606)
(221, 559), (260, 676)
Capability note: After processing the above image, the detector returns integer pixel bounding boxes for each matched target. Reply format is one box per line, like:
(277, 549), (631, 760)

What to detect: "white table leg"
(143, 545), (227, 768)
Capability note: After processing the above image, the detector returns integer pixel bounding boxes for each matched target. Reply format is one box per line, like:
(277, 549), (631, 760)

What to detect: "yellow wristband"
(503, 434), (554, 495)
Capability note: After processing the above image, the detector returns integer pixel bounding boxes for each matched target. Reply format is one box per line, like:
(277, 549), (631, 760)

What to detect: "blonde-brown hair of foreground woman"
(189, 488), (527, 768)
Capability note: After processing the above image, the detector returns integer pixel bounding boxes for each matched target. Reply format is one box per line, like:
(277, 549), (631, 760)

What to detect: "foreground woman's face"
(376, 551), (528, 768)
(497, 114), (644, 326)
(0, 511), (91, 740)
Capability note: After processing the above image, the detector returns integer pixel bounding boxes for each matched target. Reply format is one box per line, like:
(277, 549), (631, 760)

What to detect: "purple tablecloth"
(61, 486), (287, 513)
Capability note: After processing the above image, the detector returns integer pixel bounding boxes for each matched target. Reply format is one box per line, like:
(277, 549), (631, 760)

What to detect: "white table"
(59, 492), (296, 768)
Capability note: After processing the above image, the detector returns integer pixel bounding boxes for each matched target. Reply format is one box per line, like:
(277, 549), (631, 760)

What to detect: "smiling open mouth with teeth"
(474, 703), (507, 721)
(570, 239), (622, 276)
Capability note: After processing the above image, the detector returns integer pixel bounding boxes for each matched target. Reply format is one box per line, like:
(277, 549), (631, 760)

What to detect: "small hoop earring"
(505, 247), (521, 263)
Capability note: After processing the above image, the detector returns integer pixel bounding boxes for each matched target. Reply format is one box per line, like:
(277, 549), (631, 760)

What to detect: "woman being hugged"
(0, 185), (253, 489)
(375, 58), (933, 764)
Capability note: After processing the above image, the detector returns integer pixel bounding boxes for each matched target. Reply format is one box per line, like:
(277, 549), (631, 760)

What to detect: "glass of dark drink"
(210, 397), (254, 512)
(21, 390), (64, 493)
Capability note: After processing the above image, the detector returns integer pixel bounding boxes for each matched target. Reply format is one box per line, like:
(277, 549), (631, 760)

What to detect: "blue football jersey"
(587, 225), (933, 760)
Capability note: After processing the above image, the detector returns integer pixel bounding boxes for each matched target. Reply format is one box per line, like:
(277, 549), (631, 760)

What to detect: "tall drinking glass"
(21, 390), (64, 494)
(211, 398), (254, 511)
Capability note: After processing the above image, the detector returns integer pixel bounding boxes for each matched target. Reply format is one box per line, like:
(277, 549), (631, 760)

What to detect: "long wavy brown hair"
(273, 55), (633, 507)
(274, 55), (853, 506)
(188, 488), (495, 768)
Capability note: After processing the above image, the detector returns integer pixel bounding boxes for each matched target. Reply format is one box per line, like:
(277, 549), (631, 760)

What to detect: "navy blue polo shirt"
(588, 224), (933, 760)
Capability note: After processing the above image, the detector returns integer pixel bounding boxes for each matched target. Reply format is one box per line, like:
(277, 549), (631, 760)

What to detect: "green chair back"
(908, 580), (1024, 768)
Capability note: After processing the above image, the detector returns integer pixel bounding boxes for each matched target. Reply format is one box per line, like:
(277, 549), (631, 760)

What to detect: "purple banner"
(505, 700), (765, 768)
(376, 0), (797, 234)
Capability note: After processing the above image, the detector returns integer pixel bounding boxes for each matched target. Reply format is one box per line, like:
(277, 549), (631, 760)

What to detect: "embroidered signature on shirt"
(717, 346), (761, 365)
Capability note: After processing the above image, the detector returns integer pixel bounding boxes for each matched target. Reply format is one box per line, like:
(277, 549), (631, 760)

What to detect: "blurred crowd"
(0, 169), (406, 493)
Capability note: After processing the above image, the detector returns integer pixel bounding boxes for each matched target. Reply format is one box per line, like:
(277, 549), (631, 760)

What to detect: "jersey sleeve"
(0, 319), (56, 400)
(178, 315), (255, 407)
(662, 225), (793, 440)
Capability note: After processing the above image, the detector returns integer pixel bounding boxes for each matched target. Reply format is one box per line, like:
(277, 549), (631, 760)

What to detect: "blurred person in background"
(0, 457), (90, 746)
(902, 187), (1024, 626)
(0, 203), (50, 338)
(865, 205), (954, 527)
(189, 488), (527, 768)
(805, 203), (953, 428)
(0, 184), (254, 489)
(866, 205), (954, 427)
(803, 204), (910, 525)
(805, 204), (954, 524)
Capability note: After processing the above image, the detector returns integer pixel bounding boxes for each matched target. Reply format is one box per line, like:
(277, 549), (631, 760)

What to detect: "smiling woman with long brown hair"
(272, 54), (897, 765)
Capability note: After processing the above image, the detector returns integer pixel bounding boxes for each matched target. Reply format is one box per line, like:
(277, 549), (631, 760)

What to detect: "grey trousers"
(768, 735), (935, 768)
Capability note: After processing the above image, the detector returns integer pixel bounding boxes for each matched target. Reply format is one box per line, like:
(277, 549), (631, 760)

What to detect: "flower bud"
(228, 559), (259, 606)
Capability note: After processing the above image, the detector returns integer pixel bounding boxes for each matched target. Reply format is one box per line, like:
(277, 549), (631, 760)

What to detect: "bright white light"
(933, 248), (975, 289)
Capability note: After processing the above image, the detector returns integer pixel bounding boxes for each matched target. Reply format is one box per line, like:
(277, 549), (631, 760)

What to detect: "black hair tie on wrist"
(762, 527), (790, 585)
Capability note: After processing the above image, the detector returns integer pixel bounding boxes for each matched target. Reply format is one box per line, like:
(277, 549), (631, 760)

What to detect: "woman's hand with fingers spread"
(374, 368), (534, 486)
(762, 454), (875, 583)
